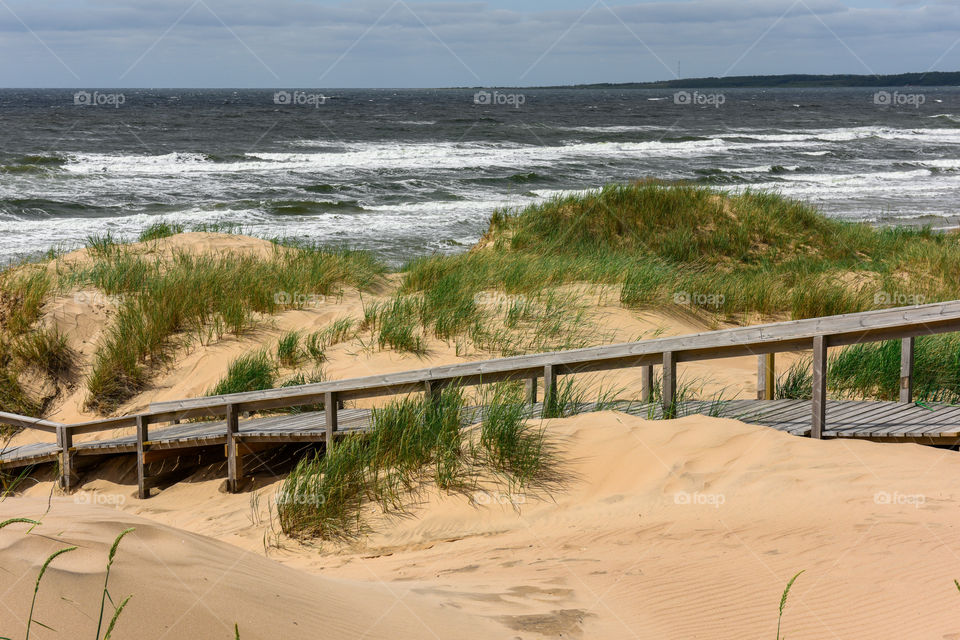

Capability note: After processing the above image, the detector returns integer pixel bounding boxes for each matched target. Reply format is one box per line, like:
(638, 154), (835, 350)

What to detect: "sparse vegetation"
(13, 327), (74, 379)
(209, 350), (277, 396)
(138, 221), (185, 243)
(0, 521), (242, 639)
(67, 241), (383, 413)
(276, 331), (303, 368)
(777, 570), (803, 640)
(277, 383), (555, 540)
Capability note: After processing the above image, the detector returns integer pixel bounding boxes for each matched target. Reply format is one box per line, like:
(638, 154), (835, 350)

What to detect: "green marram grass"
(277, 383), (557, 540)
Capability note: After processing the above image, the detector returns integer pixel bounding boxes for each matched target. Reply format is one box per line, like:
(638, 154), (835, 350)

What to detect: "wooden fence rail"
(4, 301), (960, 497)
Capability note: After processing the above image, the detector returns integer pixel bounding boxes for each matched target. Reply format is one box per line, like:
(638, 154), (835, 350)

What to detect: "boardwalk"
(4, 398), (959, 473)
(4, 300), (960, 497)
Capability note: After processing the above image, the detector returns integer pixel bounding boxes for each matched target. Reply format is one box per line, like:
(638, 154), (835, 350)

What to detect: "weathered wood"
(640, 365), (653, 403)
(143, 301), (960, 423)
(525, 376), (538, 405)
(0, 412), (62, 433)
(811, 335), (828, 439)
(543, 364), (558, 412)
(325, 391), (338, 450)
(662, 351), (677, 419)
(226, 404), (242, 493)
(136, 415), (149, 499)
(757, 353), (775, 401)
(900, 337), (914, 404)
(56, 426), (76, 491)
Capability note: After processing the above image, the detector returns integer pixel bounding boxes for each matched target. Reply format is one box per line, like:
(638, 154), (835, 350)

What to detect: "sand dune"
(8, 411), (960, 638)
(0, 498), (505, 640)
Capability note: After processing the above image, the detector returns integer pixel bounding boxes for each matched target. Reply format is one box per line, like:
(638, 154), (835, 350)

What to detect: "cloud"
(0, 0), (956, 87)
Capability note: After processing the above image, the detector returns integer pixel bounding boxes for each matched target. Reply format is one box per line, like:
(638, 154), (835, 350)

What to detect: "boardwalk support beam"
(662, 351), (677, 418)
(640, 365), (653, 403)
(900, 337), (914, 404)
(525, 375), (538, 405)
(325, 391), (338, 451)
(543, 364), (558, 415)
(757, 353), (775, 401)
(812, 335), (828, 439)
(57, 426), (76, 492)
(226, 404), (242, 493)
(136, 415), (149, 499)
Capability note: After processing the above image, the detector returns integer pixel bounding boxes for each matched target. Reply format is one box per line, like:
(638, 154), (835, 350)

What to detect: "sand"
(6, 232), (950, 638)
(7, 411), (960, 639)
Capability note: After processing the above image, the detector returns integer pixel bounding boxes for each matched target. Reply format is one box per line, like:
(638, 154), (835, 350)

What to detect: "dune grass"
(8, 183), (960, 418)
(277, 383), (555, 540)
(304, 318), (355, 364)
(402, 183), (960, 324)
(829, 335), (960, 402)
(13, 327), (74, 380)
(209, 350), (277, 396)
(64, 242), (383, 413)
(138, 222), (185, 243)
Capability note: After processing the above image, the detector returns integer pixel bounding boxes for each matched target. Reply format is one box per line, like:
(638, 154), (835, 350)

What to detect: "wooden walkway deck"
(4, 399), (959, 476)
(6, 301), (960, 497)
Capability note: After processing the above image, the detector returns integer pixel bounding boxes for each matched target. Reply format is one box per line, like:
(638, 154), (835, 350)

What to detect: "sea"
(1, 87), (959, 264)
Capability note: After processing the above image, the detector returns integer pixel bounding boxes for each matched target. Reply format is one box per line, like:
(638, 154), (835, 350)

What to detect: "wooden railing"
(5, 300), (960, 497)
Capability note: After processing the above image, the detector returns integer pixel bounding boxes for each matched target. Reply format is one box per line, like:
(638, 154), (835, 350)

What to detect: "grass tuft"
(138, 222), (185, 243)
(209, 351), (277, 396)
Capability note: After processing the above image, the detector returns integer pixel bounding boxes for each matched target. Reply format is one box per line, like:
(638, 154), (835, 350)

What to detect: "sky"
(0, 0), (958, 88)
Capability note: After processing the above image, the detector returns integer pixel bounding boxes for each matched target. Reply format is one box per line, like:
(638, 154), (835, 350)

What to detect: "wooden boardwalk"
(4, 399), (959, 476)
(5, 301), (960, 497)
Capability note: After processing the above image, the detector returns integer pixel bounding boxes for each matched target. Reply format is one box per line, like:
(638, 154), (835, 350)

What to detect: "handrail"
(7, 300), (960, 498)
(0, 412), (63, 434)
(135, 299), (960, 423)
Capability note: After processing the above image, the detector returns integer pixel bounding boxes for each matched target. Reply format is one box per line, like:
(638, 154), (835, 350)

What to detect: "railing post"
(136, 415), (149, 499)
(226, 404), (242, 493)
(662, 351), (677, 419)
(811, 336), (828, 439)
(640, 365), (653, 403)
(423, 380), (441, 403)
(57, 426), (76, 492)
(325, 391), (338, 451)
(543, 364), (558, 414)
(525, 375), (538, 405)
(757, 353), (775, 400)
(900, 337), (914, 404)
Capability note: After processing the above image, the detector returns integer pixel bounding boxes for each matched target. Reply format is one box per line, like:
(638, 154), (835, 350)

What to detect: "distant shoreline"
(530, 71), (960, 90)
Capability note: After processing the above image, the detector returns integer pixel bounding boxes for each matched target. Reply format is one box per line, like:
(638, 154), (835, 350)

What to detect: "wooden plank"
(900, 337), (914, 404)
(544, 364), (558, 413)
(640, 365), (653, 403)
(0, 412), (62, 433)
(56, 426), (76, 492)
(811, 336), (828, 439)
(136, 415), (149, 500)
(325, 391), (338, 450)
(226, 404), (242, 493)
(757, 353), (775, 401)
(144, 302), (960, 421)
(146, 445), (220, 463)
(525, 375), (538, 405)
(662, 351), (677, 419)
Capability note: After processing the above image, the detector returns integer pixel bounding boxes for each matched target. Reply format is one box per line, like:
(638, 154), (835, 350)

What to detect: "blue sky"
(1, 0), (958, 87)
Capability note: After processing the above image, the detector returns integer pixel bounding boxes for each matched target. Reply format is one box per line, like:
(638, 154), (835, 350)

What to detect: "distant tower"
(676, 59), (682, 80)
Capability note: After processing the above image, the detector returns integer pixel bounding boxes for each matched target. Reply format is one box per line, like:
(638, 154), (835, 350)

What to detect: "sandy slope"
(0, 499), (505, 640)
(8, 411), (960, 639)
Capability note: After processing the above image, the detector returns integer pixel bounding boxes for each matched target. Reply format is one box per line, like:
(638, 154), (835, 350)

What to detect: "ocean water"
(1, 87), (959, 264)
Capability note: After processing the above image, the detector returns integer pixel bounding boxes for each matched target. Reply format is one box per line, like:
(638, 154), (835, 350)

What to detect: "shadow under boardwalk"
(3, 399), (960, 474)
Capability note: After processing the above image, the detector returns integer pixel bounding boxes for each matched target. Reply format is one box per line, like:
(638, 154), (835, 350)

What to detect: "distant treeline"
(543, 72), (960, 89)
